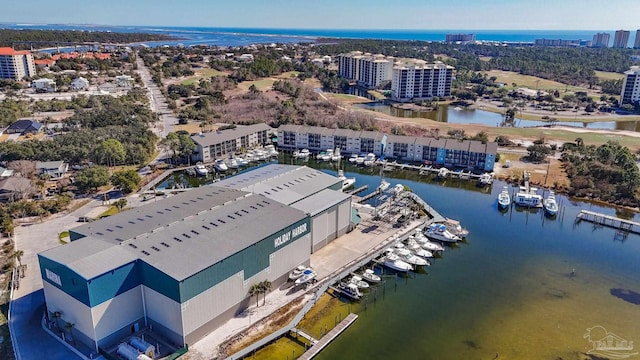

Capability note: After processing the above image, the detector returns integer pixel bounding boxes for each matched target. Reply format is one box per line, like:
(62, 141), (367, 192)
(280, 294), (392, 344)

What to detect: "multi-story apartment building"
(591, 33), (610, 48)
(337, 52), (393, 88)
(0, 47), (36, 80)
(277, 125), (386, 156)
(613, 30), (630, 48)
(384, 134), (498, 172)
(445, 33), (476, 43)
(621, 66), (640, 105)
(190, 123), (270, 163)
(337, 51), (364, 81)
(634, 30), (640, 49)
(391, 60), (454, 102)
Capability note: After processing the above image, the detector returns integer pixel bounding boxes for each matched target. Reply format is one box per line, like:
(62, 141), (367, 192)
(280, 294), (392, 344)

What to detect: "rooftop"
(191, 123), (271, 147)
(0, 47), (31, 56)
(290, 189), (351, 216)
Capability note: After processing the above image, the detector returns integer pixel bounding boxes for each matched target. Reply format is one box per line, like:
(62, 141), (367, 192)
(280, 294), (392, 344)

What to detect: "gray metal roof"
(444, 139), (470, 152)
(414, 136), (433, 147)
(290, 189), (351, 216)
(191, 123), (271, 147)
(386, 134), (416, 145)
(359, 130), (384, 141)
(215, 164), (342, 205)
(468, 140), (487, 153)
(36, 161), (65, 169)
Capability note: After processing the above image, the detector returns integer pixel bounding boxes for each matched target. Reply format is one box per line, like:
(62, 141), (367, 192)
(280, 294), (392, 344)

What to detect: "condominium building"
(336, 52), (393, 88)
(190, 123), (271, 163)
(613, 30), (630, 48)
(277, 125), (386, 156)
(591, 33), (610, 48)
(337, 51), (364, 81)
(634, 30), (640, 49)
(620, 66), (640, 105)
(0, 47), (36, 80)
(391, 60), (454, 102)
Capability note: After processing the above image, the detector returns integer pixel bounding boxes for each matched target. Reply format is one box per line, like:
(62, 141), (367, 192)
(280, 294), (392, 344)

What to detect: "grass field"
(595, 70), (625, 81)
(181, 68), (227, 85)
(483, 70), (589, 93)
(275, 71), (300, 79)
(241, 78), (277, 91)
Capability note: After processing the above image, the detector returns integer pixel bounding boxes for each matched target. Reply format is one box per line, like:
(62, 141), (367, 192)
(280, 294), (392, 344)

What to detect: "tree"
(12, 249), (24, 267)
(113, 198), (127, 213)
(0, 215), (14, 237)
(527, 144), (553, 163)
(575, 137), (584, 148)
(259, 280), (272, 306)
(74, 166), (110, 193)
(248, 284), (260, 307)
(110, 169), (142, 194)
(95, 139), (126, 167)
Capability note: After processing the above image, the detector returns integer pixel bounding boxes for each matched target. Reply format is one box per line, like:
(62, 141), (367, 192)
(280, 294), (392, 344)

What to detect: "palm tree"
(248, 284), (260, 307)
(12, 249), (24, 267)
(575, 137), (584, 148)
(259, 280), (272, 306)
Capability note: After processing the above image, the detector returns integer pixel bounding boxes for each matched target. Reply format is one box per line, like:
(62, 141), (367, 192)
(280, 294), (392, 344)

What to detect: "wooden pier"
(347, 185), (368, 196)
(297, 313), (358, 360)
(576, 210), (640, 235)
(292, 328), (318, 345)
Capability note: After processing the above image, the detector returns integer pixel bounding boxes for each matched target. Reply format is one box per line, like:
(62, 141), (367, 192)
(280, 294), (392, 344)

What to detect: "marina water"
(313, 169), (640, 359)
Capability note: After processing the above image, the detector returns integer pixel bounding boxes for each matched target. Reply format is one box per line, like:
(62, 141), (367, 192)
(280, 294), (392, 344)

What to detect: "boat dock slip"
(576, 210), (640, 234)
(347, 185), (368, 195)
(292, 328), (318, 345)
(297, 313), (358, 360)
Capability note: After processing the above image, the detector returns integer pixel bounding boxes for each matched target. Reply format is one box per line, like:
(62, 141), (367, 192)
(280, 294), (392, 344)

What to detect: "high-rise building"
(621, 66), (640, 105)
(337, 51), (364, 81)
(591, 32), (611, 48)
(445, 33), (476, 43)
(337, 52), (393, 88)
(0, 47), (36, 80)
(634, 30), (640, 49)
(391, 60), (453, 102)
(613, 30), (630, 48)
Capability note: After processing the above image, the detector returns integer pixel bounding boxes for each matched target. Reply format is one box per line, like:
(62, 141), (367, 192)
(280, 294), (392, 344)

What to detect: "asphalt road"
(135, 54), (177, 139)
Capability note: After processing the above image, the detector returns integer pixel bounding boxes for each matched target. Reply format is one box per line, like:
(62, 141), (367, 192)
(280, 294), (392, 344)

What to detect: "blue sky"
(2, 0), (639, 30)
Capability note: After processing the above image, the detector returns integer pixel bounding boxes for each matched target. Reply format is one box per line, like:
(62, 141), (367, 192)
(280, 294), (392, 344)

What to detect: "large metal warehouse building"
(37, 165), (353, 353)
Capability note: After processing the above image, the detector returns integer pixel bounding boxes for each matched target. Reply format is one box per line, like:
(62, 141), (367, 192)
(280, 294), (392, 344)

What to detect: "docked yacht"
(383, 252), (413, 272)
(293, 149), (310, 159)
(214, 159), (228, 172)
(244, 152), (258, 163)
(498, 186), (511, 209)
(348, 153), (358, 163)
(477, 173), (494, 186)
(338, 170), (356, 190)
(394, 248), (430, 266)
(437, 167), (449, 178)
(321, 149), (334, 162)
(235, 156), (249, 167)
(513, 186), (543, 208)
(355, 154), (366, 165)
(406, 238), (434, 258)
(363, 153), (376, 167)
(335, 282), (363, 300)
(349, 275), (370, 289)
(543, 191), (559, 216)
(331, 148), (342, 162)
(288, 265), (308, 281)
(377, 179), (390, 193)
(425, 223), (460, 243)
(294, 269), (317, 286)
(316, 151), (327, 160)
(264, 144), (279, 157)
(444, 218), (469, 238)
(225, 158), (239, 169)
(359, 269), (381, 283)
(194, 164), (208, 176)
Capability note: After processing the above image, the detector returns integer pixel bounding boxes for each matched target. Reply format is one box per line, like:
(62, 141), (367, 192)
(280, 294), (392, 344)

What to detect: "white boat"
(331, 148), (342, 162)
(425, 223), (460, 243)
(478, 173), (494, 186)
(253, 149), (267, 161)
(437, 167), (449, 178)
(359, 269), (381, 283)
(235, 156), (249, 167)
(348, 153), (358, 163)
(377, 179), (390, 192)
(194, 164), (208, 176)
(349, 275), (370, 289)
(406, 238), (434, 258)
(543, 191), (559, 216)
(444, 218), (469, 238)
(383, 252), (413, 272)
(294, 268), (317, 286)
(293, 149), (310, 159)
(392, 184), (404, 195)
(498, 186), (511, 209)
(264, 144), (278, 157)
(338, 170), (356, 191)
(225, 158), (239, 169)
(363, 153), (376, 167)
(245, 152), (258, 163)
(288, 265), (308, 281)
(355, 154), (366, 165)
(214, 159), (228, 172)
(394, 248), (429, 266)
(514, 186), (543, 208)
(316, 151), (327, 160)
(335, 282), (363, 300)
(321, 149), (333, 162)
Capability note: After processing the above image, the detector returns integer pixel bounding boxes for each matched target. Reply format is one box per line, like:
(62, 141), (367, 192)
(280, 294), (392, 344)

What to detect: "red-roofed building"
(34, 59), (56, 68)
(0, 47), (36, 80)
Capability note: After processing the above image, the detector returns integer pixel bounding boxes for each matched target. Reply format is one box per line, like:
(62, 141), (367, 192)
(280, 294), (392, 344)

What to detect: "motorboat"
(359, 269), (381, 283)
(498, 186), (511, 209)
(335, 282), (363, 300)
(477, 173), (494, 186)
(316, 151), (327, 160)
(437, 167), (449, 178)
(331, 148), (342, 162)
(513, 186), (543, 208)
(186, 167), (196, 176)
(363, 153), (376, 167)
(214, 159), (228, 172)
(543, 191), (559, 216)
(264, 144), (279, 157)
(392, 184), (404, 195)
(338, 170), (356, 190)
(348, 153), (358, 163)
(244, 152), (258, 163)
(194, 164), (208, 176)
(235, 156), (249, 167)
(293, 149), (310, 159)
(321, 149), (334, 162)
(421, 239), (445, 252)
(294, 269), (317, 286)
(394, 248), (430, 266)
(349, 275), (370, 289)
(355, 154), (366, 165)
(253, 149), (267, 161)
(288, 265), (308, 281)
(406, 238), (434, 258)
(377, 179), (390, 192)
(444, 218), (469, 238)
(383, 252), (413, 272)
(425, 223), (460, 243)
(225, 158), (239, 169)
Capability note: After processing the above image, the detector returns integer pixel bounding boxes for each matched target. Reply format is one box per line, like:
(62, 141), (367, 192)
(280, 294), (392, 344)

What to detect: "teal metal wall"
(39, 255), (91, 307)
(140, 261), (181, 303)
(88, 262), (140, 307)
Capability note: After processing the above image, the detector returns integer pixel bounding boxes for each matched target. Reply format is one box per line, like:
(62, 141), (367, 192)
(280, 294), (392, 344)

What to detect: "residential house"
(191, 124), (271, 163)
(31, 78), (57, 92)
(34, 58), (56, 69)
(36, 161), (69, 179)
(115, 75), (134, 87)
(0, 177), (32, 202)
(5, 119), (43, 135)
(237, 54), (254, 62)
(71, 77), (90, 91)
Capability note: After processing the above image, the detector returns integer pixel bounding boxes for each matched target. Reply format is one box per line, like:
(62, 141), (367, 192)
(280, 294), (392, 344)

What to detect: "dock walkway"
(576, 210), (640, 234)
(292, 328), (318, 345)
(297, 313), (358, 360)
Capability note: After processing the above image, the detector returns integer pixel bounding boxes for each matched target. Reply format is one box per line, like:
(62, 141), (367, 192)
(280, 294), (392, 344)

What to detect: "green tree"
(527, 144), (553, 163)
(110, 169), (142, 194)
(248, 284), (260, 307)
(12, 249), (24, 267)
(259, 280), (272, 306)
(113, 198), (128, 213)
(74, 166), (110, 193)
(95, 139), (126, 167)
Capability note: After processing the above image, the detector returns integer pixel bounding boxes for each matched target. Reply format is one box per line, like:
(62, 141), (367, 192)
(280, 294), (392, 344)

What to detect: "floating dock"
(297, 313), (358, 360)
(576, 210), (640, 234)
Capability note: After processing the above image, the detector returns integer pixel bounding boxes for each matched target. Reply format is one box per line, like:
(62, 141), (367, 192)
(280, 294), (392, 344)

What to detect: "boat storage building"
(38, 165), (351, 352)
